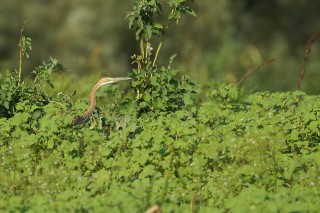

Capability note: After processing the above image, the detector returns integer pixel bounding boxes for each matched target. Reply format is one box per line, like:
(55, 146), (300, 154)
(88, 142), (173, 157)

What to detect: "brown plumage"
(72, 77), (131, 126)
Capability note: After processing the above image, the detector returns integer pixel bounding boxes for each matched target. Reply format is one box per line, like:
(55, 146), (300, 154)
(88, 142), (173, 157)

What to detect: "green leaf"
(47, 139), (54, 149)
(145, 25), (152, 39)
(10, 112), (29, 126)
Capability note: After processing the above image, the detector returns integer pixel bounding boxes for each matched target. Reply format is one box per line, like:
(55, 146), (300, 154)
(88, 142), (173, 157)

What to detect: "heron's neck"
(89, 81), (105, 110)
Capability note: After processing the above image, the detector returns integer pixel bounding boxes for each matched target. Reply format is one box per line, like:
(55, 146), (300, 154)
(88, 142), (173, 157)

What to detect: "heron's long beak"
(108, 77), (131, 83)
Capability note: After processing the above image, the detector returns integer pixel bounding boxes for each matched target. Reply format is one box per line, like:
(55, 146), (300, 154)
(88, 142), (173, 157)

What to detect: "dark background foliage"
(1, 0), (320, 93)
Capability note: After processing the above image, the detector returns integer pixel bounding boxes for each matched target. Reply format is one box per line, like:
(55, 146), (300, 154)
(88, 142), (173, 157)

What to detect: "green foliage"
(0, 30), (65, 119)
(131, 61), (195, 115)
(167, 0), (196, 22)
(2, 72), (320, 211)
(127, 0), (163, 40)
(127, 0), (195, 40)
(0, 57), (64, 118)
(128, 0), (196, 118)
(2, 1), (320, 93)
(1, 1), (320, 212)
(19, 35), (32, 59)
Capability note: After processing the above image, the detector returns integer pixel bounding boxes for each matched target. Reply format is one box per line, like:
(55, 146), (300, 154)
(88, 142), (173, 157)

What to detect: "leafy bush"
(0, 48), (64, 118)
(1, 1), (320, 212)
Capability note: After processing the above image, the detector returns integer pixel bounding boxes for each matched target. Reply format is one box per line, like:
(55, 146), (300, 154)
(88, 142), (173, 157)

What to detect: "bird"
(72, 77), (131, 126)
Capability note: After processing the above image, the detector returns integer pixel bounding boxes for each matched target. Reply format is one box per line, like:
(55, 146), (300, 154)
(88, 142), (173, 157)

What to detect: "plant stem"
(18, 26), (24, 85)
(18, 21), (27, 85)
(140, 39), (145, 61)
(152, 41), (162, 66)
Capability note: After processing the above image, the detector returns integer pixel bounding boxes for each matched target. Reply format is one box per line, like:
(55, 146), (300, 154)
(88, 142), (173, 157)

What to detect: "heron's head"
(98, 77), (131, 86)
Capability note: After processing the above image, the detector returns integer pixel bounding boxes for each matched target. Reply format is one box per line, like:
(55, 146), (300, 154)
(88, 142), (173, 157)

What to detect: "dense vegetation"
(1, 0), (320, 93)
(1, 1), (320, 212)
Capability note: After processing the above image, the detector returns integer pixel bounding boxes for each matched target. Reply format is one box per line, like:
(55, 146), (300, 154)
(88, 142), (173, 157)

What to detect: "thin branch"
(296, 32), (320, 106)
(236, 58), (276, 87)
(152, 41), (162, 66)
(297, 31), (320, 91)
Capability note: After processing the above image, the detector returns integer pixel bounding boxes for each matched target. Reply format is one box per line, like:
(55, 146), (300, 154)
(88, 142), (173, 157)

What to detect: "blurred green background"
(1, 0), (320, 93)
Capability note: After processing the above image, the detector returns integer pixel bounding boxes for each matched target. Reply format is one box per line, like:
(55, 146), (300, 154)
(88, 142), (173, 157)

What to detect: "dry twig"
(236, 58), (276, 87)
(297, 32), (320, 105)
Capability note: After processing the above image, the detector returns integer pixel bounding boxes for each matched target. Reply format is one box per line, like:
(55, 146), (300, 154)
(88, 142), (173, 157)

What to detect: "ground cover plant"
(1, 0), (320, 212)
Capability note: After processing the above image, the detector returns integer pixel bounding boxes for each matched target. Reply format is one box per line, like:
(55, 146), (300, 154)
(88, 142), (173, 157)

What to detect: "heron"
(72, 77), (131, 126)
